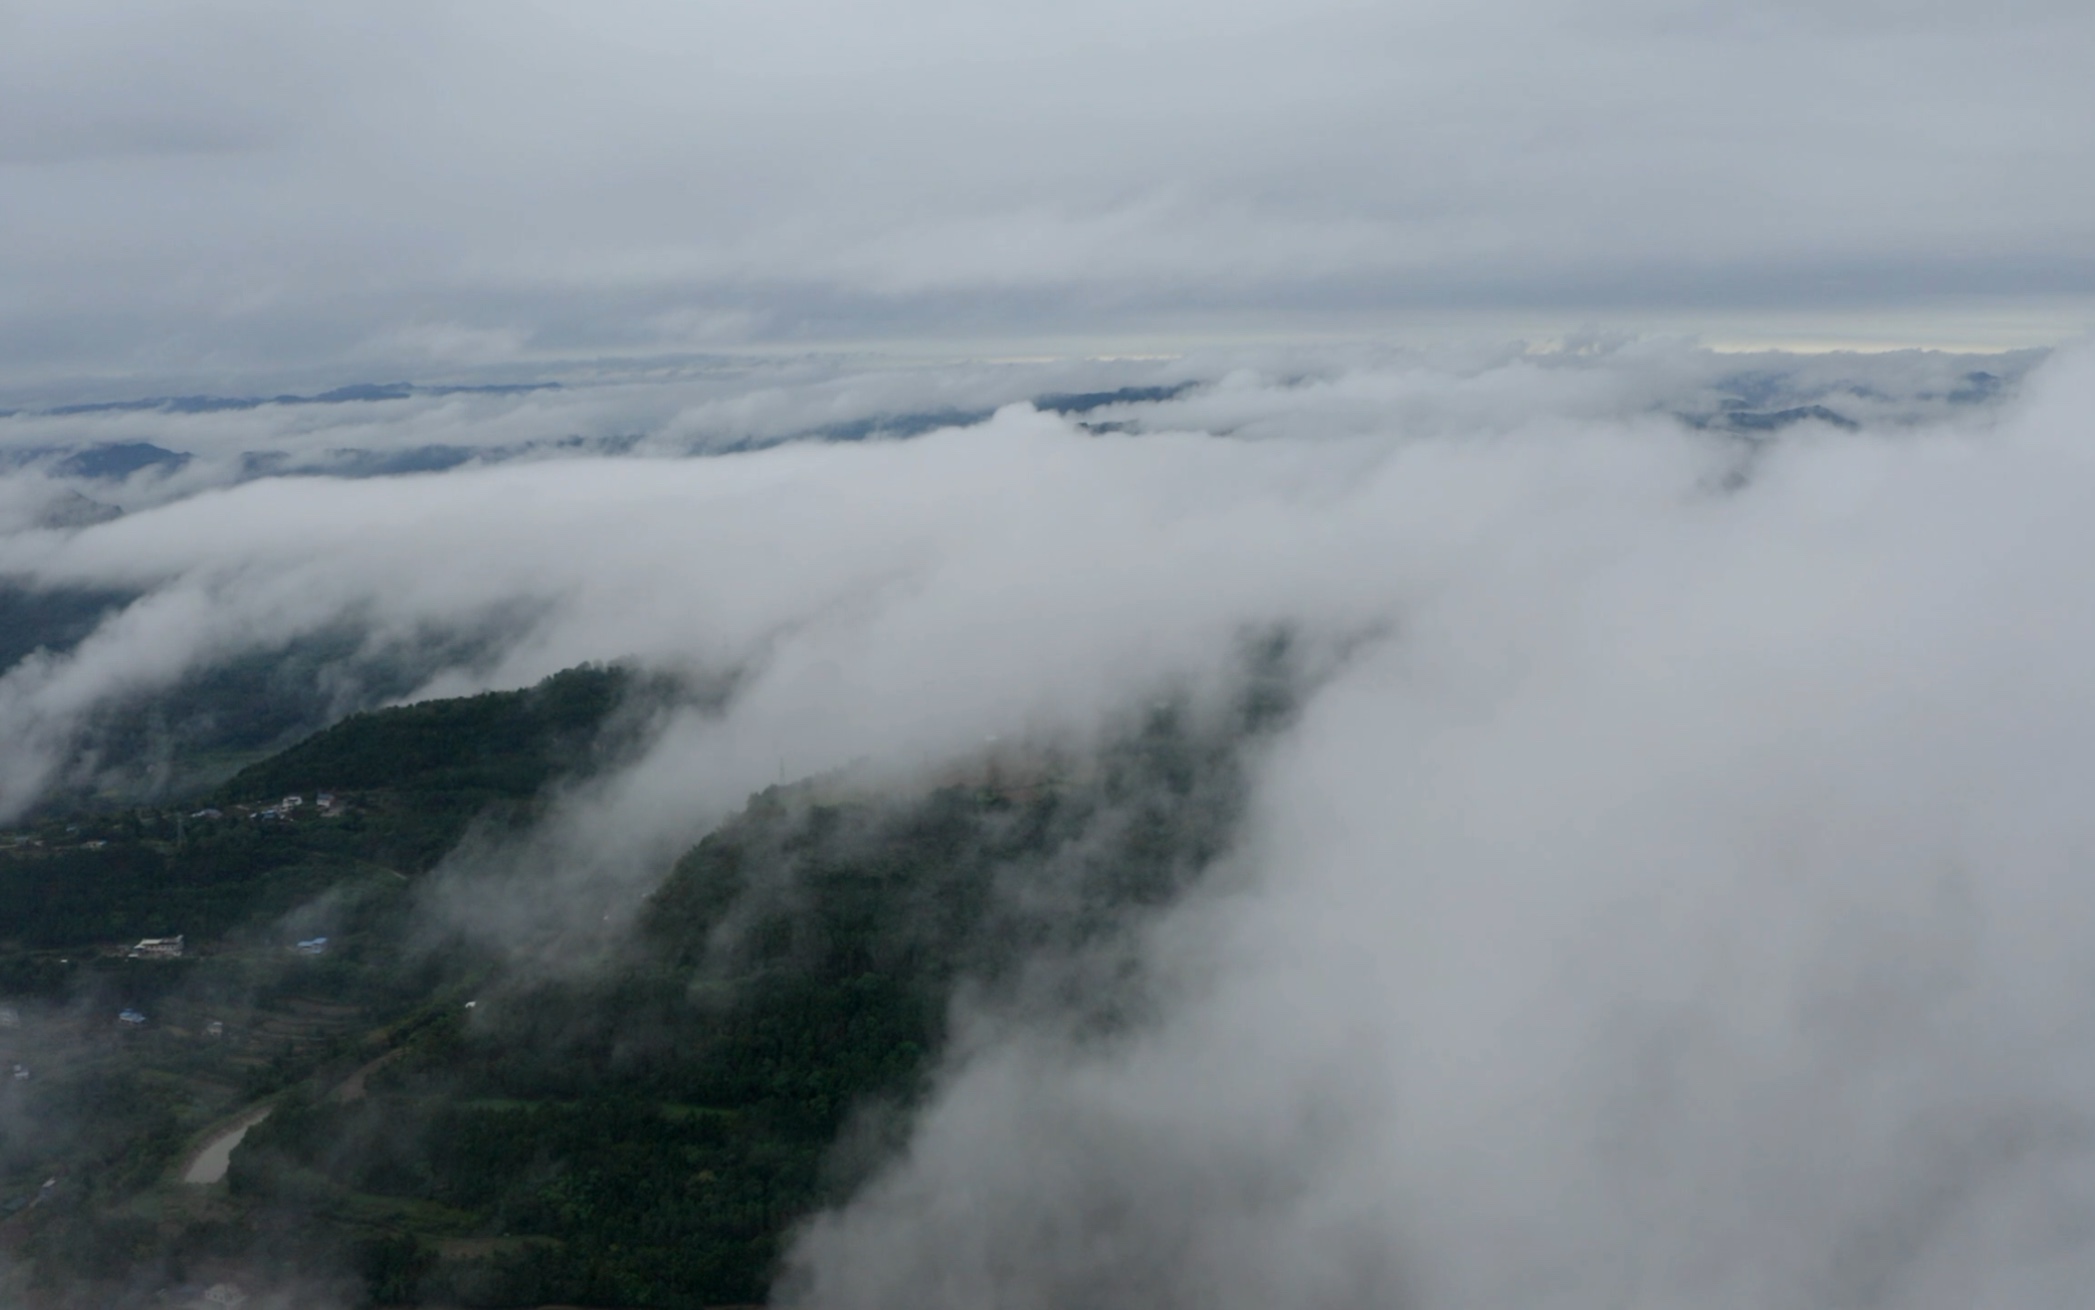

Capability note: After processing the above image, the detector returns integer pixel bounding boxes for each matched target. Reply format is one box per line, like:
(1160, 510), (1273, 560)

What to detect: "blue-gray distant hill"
(35, 380), (560, 418)
(0, 442), (190, 481)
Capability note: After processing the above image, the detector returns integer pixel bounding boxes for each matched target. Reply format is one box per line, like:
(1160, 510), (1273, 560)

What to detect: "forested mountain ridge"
(0, 655), (1286, 1308)
(0, 665), (635, 953)
(217, 664), (634, 803)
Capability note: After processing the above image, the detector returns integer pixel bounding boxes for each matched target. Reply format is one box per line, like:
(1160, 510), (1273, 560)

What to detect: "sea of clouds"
(6, 338), (2095, 1306)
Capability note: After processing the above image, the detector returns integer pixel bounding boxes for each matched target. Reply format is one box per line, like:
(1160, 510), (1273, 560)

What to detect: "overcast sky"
(3, 0), (2092, 391)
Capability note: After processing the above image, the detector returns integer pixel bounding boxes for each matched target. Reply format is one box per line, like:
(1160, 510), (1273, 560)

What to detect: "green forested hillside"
(0, 658), (1276, 1308)
(11, 610), (528, 814)
(219, 663), (630, 801)
(0, 666), (633, 952)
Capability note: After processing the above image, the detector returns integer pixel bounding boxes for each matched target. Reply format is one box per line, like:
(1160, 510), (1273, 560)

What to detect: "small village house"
(128, 935), (184, 959)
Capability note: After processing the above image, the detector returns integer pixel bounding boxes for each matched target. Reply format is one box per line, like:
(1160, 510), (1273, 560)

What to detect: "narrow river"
(181, 1105), (273, 1184)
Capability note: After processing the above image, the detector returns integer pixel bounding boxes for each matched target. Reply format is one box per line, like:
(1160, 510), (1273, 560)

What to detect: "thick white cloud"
(777, 345), (2095, 1309)
(0, 337), (2032, 518)
(0, 340), (2028, 812)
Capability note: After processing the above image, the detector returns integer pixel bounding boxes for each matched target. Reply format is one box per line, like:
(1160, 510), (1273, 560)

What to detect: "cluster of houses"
(256, 791), (344, 821)
(112, 1010), (239, 1038)
(125, 931), (329, 959)
(3, 789), (354, 853)
(189, 791), (347, 823)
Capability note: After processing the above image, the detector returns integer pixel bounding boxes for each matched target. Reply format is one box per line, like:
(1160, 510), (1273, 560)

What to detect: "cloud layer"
(778, 346), (2095, 1308)
(5, 342), (2095, 1304)
(0, 342), (2031, 815)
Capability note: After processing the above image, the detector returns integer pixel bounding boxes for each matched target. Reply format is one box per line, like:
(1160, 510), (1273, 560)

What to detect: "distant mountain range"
(0, 369), (2020, 500)
(0, 380), (561, 421)
(0, 382), (1207, 493)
